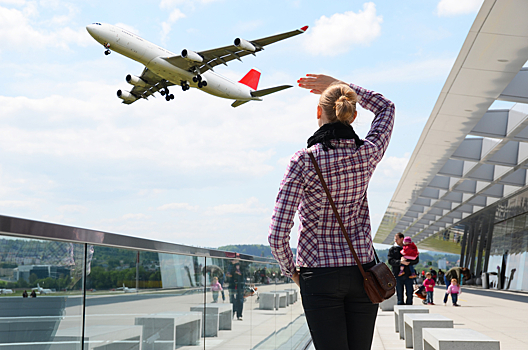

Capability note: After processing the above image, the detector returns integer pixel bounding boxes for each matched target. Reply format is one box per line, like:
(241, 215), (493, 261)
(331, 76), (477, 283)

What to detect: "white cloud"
(303, 2), (382, 56)
(122, 213), (152, 220)
(0, 0), (26, 5)
(160, 0), (219, 9)
(350, 57), (455, 85)
(211, 197), (269, 215)
(377, 154), (410, 178)
(0, 4), (91, 51)
(436, 0), (484, 17)
(160, 8), (186, 43)
(58, 205), (88, 214)
(0, 200), (35, 208)
(157, 202), (198, 211)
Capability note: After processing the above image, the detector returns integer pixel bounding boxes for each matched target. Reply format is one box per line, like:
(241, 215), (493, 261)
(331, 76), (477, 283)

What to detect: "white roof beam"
(453, 179), (477, 193)
(469, 109), (509, 138)
(481, 184), (504, 197)
(408, 205), (425, 213)
(498, 168), (526, 186)
(428, 175), (451, 190)
(451, 138), (483, 161)
(414, 198), (431, 206)
(442, 191), (464, 202)
(466, 163), (494, 181)
(420, 187), (440, 199)
(498, 68), (528, 104)
(486, 141), (519, 166)
(438, 159), (464, 177)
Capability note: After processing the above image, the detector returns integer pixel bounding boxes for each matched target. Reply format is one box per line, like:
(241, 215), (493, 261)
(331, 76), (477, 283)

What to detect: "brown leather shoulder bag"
(307, 149), (396, 304)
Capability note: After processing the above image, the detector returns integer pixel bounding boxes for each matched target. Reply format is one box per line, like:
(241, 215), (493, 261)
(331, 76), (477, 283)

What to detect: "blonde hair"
(319, 83), (358, 124)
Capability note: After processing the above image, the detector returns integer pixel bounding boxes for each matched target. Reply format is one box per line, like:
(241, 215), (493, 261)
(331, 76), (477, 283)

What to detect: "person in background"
(443, 267), (470, 305)
(398, 236), (418, 278)
(437, 269), (445, 285)
(22, 290), (28, 298)
(389, 233), (419, 305)
(211, 277), (223, 303)
(30, 290), (37, 298)
(429, 267), (437, 283)
(446, 278), (461, 306)
(423, 272), (436, 305)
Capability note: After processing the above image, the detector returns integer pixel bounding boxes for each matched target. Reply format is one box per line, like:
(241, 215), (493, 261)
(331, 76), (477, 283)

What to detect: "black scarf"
(307, 122), (364, 151)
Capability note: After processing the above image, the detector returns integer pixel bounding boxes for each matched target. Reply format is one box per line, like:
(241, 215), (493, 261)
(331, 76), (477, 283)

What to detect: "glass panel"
(85, 246), (205, 350)
(0, 235), (84, 349)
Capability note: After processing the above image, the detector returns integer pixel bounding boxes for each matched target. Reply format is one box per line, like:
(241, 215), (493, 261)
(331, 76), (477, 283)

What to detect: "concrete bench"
(259, 292), (279, 310)
(422, 328), (500, 350)
(394, 305), (429, 338)
(379, 294), (397, 311)
(0, 297), (66, 345)
(56, 325), (143, 350)
(190, 303), (233, 337)
(404, 314), (453, 350)
(280, 289), (296, 304)
(275, 292), (289, 308)
(135, 311), (201, 349)
(284, 289), (298, 303)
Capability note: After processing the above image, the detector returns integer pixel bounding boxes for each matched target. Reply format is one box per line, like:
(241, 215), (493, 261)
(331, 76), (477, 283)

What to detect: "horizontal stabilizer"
(251, 85), (292, 97)
(231, 100), (250, 108)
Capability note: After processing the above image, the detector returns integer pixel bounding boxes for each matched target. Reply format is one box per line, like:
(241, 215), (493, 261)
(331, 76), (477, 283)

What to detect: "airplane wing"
(162, 26), (308, 74)
(123, 68), (175, 105)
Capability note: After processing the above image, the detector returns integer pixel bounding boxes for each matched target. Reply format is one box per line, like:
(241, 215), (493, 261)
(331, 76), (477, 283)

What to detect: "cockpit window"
(92, 23), (102, 25)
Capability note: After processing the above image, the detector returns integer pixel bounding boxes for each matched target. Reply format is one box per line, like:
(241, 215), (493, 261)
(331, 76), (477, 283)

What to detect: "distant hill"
(217, 245), (458, 270)
(217, 244), (296, 258)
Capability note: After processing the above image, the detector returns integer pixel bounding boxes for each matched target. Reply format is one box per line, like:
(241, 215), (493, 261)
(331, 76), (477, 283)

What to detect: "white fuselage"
(86, 23), (256, 100)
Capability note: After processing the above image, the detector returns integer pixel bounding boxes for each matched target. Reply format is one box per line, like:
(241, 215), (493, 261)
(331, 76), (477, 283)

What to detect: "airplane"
(116, 283), (137, 293)
(0, 289), (13, 295)
(32, 283), (53, 294)
(85, 22), (307, 107)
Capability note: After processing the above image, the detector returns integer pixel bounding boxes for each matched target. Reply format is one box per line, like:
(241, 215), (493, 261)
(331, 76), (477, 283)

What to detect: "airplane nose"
(86, 24), (96, 36)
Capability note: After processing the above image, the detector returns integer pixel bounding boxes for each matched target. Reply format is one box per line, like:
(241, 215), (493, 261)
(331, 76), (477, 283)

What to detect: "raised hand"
(297, 74), (347, 94)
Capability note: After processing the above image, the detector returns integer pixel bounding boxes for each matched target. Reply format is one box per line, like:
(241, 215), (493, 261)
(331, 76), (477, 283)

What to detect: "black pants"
(299, 262), (378, 350)
(396, 275), (414, 305)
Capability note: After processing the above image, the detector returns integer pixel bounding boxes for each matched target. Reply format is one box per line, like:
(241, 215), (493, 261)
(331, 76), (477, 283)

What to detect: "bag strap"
(307, 149), (370, 281)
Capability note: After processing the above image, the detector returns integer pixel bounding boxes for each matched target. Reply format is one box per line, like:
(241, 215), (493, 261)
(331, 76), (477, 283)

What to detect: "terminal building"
(374, 0), (528, 292)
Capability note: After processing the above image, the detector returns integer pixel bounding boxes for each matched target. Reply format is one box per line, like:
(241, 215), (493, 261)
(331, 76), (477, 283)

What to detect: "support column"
(460, 225), (469, 268)
(483, 217), (495, 273)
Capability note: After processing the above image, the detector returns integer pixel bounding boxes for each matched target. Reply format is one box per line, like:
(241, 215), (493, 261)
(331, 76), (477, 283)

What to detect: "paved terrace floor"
(371, 286), (528, 350)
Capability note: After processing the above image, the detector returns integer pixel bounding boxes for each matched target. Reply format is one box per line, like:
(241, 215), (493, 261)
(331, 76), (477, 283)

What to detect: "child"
(211, 277), (223, 303)
(399, 236), (419, 278)
(446, 278), (461, 306)
(423, 272), (436, 305)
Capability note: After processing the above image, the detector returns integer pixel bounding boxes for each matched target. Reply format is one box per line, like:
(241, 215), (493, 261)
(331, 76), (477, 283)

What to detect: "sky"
(0, 0), (487, 249)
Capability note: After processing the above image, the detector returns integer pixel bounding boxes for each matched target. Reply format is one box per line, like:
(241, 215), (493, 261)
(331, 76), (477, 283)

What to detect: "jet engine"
(117, 90), (137, 103)
(234, 38), (256, 52)
(126, 74), (149, 88)
(181, 49), (203, 63)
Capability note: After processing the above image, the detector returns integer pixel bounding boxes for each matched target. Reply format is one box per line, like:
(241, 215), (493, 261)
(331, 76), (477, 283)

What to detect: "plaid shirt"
(268, 84), (395, 277)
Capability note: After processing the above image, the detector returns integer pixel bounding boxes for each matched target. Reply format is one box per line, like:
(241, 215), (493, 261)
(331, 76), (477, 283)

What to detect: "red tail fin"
(239, 68), (261, 90)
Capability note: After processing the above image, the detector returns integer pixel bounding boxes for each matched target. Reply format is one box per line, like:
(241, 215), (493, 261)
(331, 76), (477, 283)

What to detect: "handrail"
(0, 214), (276, 263)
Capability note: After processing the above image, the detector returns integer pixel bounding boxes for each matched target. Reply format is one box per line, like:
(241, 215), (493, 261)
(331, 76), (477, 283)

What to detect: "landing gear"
(104, 43), (111, 56)
(192, 75), (201, 83)
(181, 81), (190, 91)
(160, 88), (174, 101)
(197, 80), (207, 88)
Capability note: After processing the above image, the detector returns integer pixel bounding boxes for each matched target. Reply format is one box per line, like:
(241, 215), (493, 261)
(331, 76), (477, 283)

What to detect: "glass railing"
(0, 214), (309, 350)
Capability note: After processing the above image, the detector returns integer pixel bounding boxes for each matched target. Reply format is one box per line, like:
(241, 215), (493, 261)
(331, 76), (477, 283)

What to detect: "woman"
(268, 74), (395, 350)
